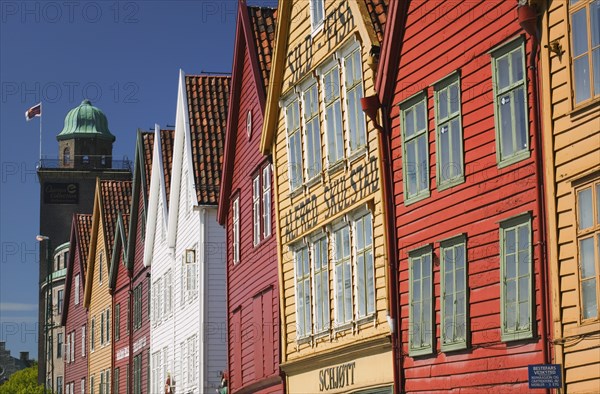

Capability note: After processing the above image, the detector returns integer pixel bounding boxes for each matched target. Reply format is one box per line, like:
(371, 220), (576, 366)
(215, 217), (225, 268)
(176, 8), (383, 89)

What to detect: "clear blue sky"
(0, 0), (273, 359)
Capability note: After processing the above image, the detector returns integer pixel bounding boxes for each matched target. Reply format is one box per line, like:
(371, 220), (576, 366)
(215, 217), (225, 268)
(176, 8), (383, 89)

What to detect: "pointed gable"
(100, 180), (133, 264)
(247, 6), (277, 91)
(159, 129), (176, 205)
(142, 131), (155, 201)
(76, 214), (93, 276)
(108, 213), (130, 291)
(185, 75), (230, 205)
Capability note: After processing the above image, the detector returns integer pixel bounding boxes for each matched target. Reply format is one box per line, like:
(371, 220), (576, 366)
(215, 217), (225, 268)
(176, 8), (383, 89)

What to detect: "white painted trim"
(143, 125), (162, 268)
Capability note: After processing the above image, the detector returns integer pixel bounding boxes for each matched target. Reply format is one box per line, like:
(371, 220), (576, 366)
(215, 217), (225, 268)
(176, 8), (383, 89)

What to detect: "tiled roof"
(365, 0), (388, 45)
(141, 131), (154, 200)
(248, 6), (277, 91)
(100, 180), (132, 263)
(121, 214), (130, 239)
(160, 129), (175, 205)
(75, 214), (93, 274)
(185, 75), (230, 205)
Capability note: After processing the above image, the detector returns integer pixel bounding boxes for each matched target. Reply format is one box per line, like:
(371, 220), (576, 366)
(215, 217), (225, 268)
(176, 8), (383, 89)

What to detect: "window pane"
(498, 56), (510, 90)
(514, 87), (528, 151)
(438, 89), (448, 119)
(344, 261), (352, 319)
(580, 237), (596, 278)
(416, 101), (426, 131)
(417, 134), (428, 191)
(500, 93), (514, 156)
(449, 83), (460, 114)
(592, 1), (600, 45)
(406, 140), (417, 196)
(440, 124), (450, 178)
(366, 252), (374, 313)
(450, 119), (462, 176)
(519, 301), (530, 329)
(511, 49), (524, 84)
(519, 277), (529, 302)
(578, 188), (593, 230)
(597, 183), (600, 224)
(575, 55), (592, 103)
(572, 9), (589, 57)
(582, 278), (598, 319)
(593, 48), (600, 96)
(405, 108), (415, 137)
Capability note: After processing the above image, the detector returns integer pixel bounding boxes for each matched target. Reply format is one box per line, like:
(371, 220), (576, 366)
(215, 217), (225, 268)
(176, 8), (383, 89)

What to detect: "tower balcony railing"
(38, 155), (132, 171)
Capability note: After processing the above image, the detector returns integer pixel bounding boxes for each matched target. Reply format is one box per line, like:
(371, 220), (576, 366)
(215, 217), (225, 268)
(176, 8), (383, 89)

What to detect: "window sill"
(570, 95), (600, 117)
(497, 149), (530, 169)
(355, 314), (376, 327)
(289, 186), (304, 200)
(327, 160), (345, 177)
(408, 346), (434, 358)
(305, 174), (321, 190)
(348, 146), (368, 165)
(333, 322), (353, 333)
(404, 190), (430, 207)
(441, 340), (467, 353)
(437, 176), (465, 192)
(501, 329), (533, 342)
(564, 319), (600, 338)
(311, 22), (324, 38)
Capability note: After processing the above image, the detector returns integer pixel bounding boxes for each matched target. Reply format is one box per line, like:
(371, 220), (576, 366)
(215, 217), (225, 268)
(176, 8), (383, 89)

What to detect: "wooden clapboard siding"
(541, 0), (600, 391)
(388, 1), (547, 391)
(112, 248), (129, 394)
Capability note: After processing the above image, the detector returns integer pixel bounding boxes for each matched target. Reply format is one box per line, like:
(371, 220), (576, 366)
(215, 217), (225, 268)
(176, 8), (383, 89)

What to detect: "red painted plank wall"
(389, 1), (546, 392)
(112, 254), (130, 394)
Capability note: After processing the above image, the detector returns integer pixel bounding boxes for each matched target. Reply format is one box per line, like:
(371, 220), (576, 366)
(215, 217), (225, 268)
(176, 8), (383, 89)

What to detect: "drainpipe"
(518, 0), (553, 386)
(361, 95), (401, 394)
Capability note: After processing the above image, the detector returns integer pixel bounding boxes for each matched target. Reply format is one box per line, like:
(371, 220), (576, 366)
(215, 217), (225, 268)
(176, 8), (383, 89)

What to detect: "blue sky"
(0, 0), (267, 359)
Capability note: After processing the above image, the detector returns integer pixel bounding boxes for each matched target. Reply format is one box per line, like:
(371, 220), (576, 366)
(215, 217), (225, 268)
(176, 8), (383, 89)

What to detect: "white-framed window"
(313, 236), (329, 333)
(185, 249), (197, 301)
(570, 0), (600, 105)
(152, 350), (162, 394)
(355, 213), (374, 318)
(310, 0), (325, 32)
(575, 179), (600, 321)
(324, 65), (344, 165)
(263, 165), (272, 238)
(81, 378), (85, 394)
(232, 197), (240, 264)
(344, 46), (366, 153)
(400, 92), (430, 205)
(253, 176), (261, 246)
(81, 325), (86, 357)
(247, 110), (252, 138)
(434, 74), (464, 189)
(500, 214), (533, 341)
(294, 246), (311, 338)
(286, 99), (303, 191)
(164, 269), (172, 317)
(440, 235), (468, 351)
(491, 37), (529, 167)
(91, 318), (95, 352)
(70, 330), (75, 362)
(99, 252), (103, 285)
(333, 225), (352, 326)
(153, 277), (162, 324)
(303, 82), (323, 180)
(409, 245), (433, 356)
(188, 336), (197, 387)
(74, 274), (80, 305)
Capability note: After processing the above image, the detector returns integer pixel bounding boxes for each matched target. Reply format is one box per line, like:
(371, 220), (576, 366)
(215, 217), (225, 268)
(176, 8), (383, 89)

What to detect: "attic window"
(247, 110), (252, 139)
(63, 147), (71, 165)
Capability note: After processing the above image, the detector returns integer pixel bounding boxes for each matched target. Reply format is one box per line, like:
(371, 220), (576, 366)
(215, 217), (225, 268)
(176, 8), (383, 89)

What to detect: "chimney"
(20, 352), (29, 362)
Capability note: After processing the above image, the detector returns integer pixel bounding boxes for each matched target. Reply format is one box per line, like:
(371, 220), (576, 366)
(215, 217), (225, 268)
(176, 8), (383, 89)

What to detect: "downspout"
(361, 96), (401, 394)
(518, 0), (553, 385)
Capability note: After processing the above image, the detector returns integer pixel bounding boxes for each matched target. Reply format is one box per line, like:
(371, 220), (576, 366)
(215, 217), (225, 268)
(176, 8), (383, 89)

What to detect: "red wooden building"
(62, 214), (92, 394)
(376, 1), (551, 391)
(217, 2), (282, 393)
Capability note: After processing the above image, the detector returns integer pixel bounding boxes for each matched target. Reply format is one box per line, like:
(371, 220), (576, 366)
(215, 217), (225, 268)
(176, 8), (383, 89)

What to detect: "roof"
(159, 129), (176, 205)
(364, 0), (388, 45)
(185, 75), (230, 205)
(75, 214), (93, 274)
(99, 180), (132, 263)
(247, 6), (277, 90)
(57, 99), (116, 142)
(141, 131), (155, 200)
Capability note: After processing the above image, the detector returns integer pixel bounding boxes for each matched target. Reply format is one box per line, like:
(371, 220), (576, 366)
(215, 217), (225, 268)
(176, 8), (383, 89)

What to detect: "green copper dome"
(57, 99), (116, 142)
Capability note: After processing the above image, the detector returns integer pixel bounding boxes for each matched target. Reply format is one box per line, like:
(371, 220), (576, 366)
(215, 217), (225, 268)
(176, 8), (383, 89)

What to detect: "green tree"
(0, 364), (45, 394)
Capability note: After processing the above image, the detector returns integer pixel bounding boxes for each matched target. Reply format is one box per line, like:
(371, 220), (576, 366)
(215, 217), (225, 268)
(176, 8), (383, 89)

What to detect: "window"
(147, 276), (151, 321)
(57, 332), (63, 358)
(294, 246), (311, 338)
(75, 274), (80, 305)
(185, 249), (197, 300)
(70, 331), (74, 362)
(313, 237), (330, 333)
(310, 0), (325, 31)
(263, 165), (272, 238)
(334, 225), (353, 325)
(57, 289), (64, 314)
(100, 372), (104, 394)
(492, 38), (529, 166)
(81, 379), (85, 394)
(500, 214), (533, 341)
(90, 375), (95, 394)
(101, 312), (105, 345)
(99, 252), (104, 284)
(324, 66), (344, 165)
(81, 325), (86, 357)
(187, 337), (197, 387)
(115, 304), (120, 341)
(576, 180), (600, 320)
(570, 0), (600, 104)
(409, 246), (433, 356)
(303, 82), (323, 180)
(286, 99), (303, 190)
(114, 368), (120, 394)
(134, 354), (142, 394)
(344, 47), (366, 153)
(57, 376), (63, 394)
(152, 351), (161, 394)
(355, 213), (374, 318)
(253, 176), (261, 246)
(64, 147), (70, 165)
(134, 284), (142, 330)
(401, 93), (430, 204)
(435, 75), (464, 189)
(164, 269), (172, 317)
(440, 236), (467, 351)
(91, 318), (95, 352)
(153, 277), (162, 324)
(232, 198), (240, 264)
(247, 110), (252, 138)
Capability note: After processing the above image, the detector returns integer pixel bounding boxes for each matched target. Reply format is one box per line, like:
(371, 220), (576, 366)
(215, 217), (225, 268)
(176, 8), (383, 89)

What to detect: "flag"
(25, 103), (41, 121)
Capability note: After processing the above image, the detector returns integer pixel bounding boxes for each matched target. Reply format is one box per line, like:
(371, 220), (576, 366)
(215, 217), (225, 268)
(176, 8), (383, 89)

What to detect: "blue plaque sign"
(528, 364), (562, 389)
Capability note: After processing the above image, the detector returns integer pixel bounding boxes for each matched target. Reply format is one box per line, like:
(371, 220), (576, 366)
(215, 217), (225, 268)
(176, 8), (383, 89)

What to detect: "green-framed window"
(401, 93), (430, 205)
(286, 99), (303, 191)
(344, 47), (367, 153)
(569, 0), (600, 105)
(115, 303), (120, 341)
(114, 367), (120, 394)
(295, 246), (312, 338)
(440, 236), (467, 351)
(409, 245), (433, 356)
(491, 38), (529, 167)
(500, 214), (533, 341)
(313, 236), (330, 333)
(355, 213), (375, 318)
(324, 66), (345, 165)
(303, 82), (323, 180)
(435, 74), (464, 189)
(576, 179), (600, 321)
(334, 225), (353, 326)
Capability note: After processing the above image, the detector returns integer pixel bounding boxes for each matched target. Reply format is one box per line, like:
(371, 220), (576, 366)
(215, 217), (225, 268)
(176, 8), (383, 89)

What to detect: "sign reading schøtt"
(528, 364), (562, 389)
(43, 182), (79, 204)
(319, 362), (356, 391)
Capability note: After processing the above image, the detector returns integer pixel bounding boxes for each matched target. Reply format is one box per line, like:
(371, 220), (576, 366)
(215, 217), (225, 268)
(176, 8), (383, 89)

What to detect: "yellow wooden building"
(84, 179), (132, 394)
(260, 1), (394, 393)
(540, 0), (600, 391)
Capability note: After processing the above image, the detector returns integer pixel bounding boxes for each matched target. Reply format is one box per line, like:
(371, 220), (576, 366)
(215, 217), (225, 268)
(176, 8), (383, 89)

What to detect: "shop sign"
(319, 361), (356, 391)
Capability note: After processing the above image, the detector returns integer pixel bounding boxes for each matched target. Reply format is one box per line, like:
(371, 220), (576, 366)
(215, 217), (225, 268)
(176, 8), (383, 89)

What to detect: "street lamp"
(37, 235), (53, 394)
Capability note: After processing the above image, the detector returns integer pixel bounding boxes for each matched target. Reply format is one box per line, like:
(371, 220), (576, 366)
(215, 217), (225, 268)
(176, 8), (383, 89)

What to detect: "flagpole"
(39, 102), (43, 163)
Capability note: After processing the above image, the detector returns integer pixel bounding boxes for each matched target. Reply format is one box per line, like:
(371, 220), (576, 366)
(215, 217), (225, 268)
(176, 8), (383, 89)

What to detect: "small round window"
(246, 110), (252, 139)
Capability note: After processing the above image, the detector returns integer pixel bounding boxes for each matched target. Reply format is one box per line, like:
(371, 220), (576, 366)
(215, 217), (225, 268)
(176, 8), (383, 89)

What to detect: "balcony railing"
(38, 156), (132, 171)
